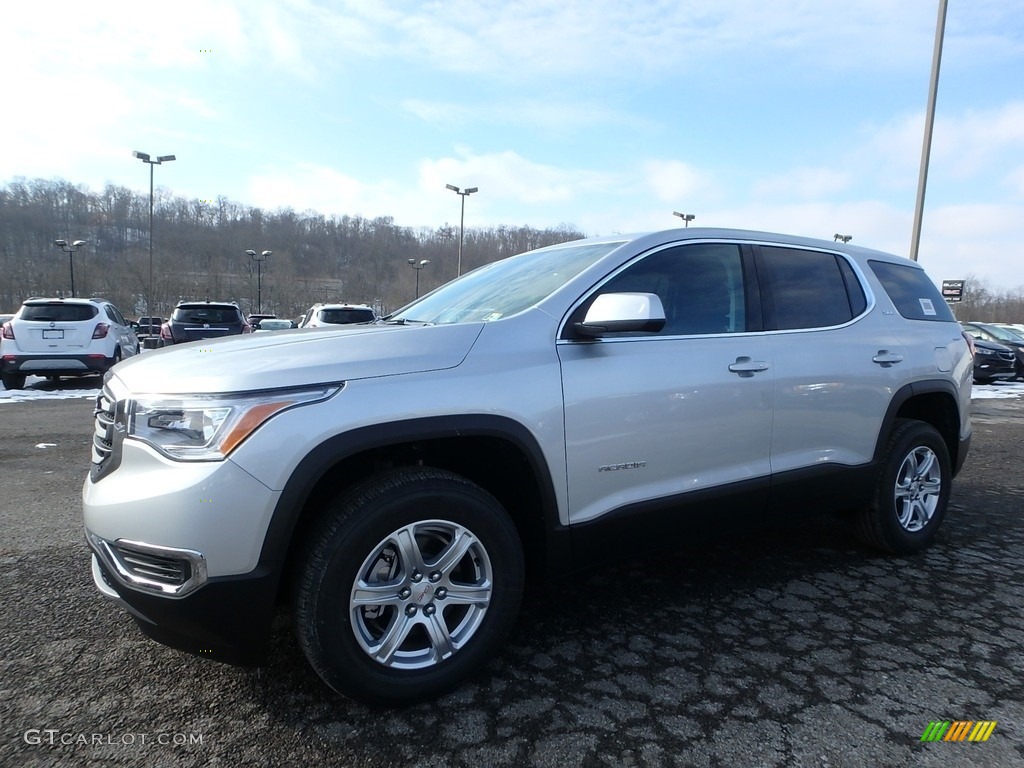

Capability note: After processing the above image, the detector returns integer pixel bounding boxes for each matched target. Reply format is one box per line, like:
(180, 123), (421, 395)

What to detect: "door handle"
(728, 357), (769, 377)
(872, 350), (904, 367)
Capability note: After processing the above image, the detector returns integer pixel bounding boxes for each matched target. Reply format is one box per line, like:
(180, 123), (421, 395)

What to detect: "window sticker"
(919, 298), (936, 316)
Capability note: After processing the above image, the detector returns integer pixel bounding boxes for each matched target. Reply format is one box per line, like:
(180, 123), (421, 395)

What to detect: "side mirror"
(574, 292), (666, 338)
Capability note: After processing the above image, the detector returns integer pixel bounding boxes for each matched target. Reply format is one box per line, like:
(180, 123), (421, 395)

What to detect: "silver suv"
(1, 297), (139, 389)
(83, 228), (972, 704)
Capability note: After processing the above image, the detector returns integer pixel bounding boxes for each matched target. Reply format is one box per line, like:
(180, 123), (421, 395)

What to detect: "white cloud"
(751, 167), (850, 200)
(643, 160), (713, 204)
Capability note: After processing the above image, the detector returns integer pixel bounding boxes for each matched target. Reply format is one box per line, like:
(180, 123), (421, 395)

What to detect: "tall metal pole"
(909, 0), (948, 262)
(458, 194), (466, 277)
(148, 162), (155, 312)
(257, 259), (262, 313)
(69, 250), (76, 297)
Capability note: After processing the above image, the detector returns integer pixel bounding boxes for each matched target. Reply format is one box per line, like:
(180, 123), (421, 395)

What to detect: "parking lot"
(1, 382), (1022, 767)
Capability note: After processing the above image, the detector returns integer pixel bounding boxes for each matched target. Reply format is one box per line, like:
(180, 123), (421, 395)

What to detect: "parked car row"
(961, 321), (1024, 382)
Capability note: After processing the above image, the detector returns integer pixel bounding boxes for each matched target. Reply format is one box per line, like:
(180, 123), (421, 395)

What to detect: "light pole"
(133, 150), (176, 317)
(245, 249), (272, 313)
(407, 258), (430, 299)
(446, 184), (478, 276)
(834, 234), (852, 243)
(673, 211), (695, 227)
(53, 239), (87, 297)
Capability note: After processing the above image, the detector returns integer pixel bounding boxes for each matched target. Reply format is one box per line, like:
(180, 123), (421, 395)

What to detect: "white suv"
(1, 297), (139, 389)
(83, 229), (972, 704)
(299, 302), (376, 327)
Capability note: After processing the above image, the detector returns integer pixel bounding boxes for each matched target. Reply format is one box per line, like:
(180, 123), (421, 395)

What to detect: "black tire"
(1, 370), (26, 390)
(294, 467), (525, 705)
(855, 418), (951, 554)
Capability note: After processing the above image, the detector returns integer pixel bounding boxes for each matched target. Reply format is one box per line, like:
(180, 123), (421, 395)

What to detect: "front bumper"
(88, 545), (277, 665)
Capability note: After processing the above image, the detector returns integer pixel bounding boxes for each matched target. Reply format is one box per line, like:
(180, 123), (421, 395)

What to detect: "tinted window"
(759, 247), (862, 330)
(868, 261), (954, 322)
(173, 307), (241, 324)
(598, 242), (746, 335)
(319, 308), (375, 324)
(21, 303), (98, 322)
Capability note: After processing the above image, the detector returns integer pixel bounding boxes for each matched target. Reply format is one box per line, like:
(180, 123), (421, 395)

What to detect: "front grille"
(91, 386), (126, 482)
(113, 543), (191, 587)
(997, 351), (1015, 363)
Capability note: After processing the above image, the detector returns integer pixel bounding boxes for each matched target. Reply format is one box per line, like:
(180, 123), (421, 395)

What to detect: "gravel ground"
(1, 389), (1022, 767)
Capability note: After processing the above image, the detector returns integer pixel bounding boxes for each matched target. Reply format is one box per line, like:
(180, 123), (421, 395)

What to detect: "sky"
(3, 0), (1023, 292)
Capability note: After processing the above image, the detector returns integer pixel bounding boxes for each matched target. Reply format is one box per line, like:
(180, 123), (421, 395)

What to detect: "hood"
(110, 323), (485, 395)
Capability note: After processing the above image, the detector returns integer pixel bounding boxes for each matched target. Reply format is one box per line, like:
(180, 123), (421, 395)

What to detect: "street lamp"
(673, 212), (695, 227)
(245, 249), (272, 313)
(834, 234), (852, 243)
(407, 258), (430, 299)
(446, 184), (478, 276)
(133, 150), (176, 317)
(53, 239), (87, 297)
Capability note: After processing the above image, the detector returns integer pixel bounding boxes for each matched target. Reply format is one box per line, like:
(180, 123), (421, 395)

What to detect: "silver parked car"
(84, 228), (972, 704)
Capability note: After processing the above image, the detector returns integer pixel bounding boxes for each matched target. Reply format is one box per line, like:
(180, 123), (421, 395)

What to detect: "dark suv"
(159, 302), (250, 346)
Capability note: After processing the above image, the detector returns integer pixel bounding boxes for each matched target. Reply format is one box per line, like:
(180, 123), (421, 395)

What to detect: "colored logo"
(921, 721), (997, 742)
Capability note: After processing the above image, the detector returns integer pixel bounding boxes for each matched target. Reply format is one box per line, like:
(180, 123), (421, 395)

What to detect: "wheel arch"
(876, 380), (965, 475)
(262, 415), (567, 603)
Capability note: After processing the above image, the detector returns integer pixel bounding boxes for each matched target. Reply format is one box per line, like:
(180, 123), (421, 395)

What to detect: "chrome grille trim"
(87, 532), (208, 598)
(90, 385), (126, 482)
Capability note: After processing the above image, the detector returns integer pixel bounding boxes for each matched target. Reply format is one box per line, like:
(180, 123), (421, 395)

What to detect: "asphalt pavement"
(1, 389), (1022, 767)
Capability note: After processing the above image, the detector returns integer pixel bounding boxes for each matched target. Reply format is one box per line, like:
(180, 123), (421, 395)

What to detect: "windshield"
(987, 325), (1024, 343)
(389, 241), (622, 325)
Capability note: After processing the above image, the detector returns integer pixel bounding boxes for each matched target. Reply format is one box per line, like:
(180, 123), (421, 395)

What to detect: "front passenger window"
(598, 243), (746, 336)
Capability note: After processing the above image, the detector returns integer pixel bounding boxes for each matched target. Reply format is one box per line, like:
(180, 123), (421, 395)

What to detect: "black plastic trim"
(261, 414), (567, 573)
(91, 552), (275, 665)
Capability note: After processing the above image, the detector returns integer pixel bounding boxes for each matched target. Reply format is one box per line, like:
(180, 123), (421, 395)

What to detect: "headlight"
(975, 348), (994, 356)
(128, 385), (339, 461)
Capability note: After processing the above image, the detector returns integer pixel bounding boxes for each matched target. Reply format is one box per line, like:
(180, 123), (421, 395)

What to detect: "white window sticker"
(919, 298), (936, 316)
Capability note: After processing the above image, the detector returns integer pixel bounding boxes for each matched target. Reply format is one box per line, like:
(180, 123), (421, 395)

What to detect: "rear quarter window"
(868, 261), (954, 322)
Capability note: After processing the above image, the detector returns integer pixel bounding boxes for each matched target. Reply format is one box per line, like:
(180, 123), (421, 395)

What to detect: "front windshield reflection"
(389, 241), (623, 325)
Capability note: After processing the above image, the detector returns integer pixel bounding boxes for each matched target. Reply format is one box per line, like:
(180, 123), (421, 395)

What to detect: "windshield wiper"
(383, 318), (432, 326)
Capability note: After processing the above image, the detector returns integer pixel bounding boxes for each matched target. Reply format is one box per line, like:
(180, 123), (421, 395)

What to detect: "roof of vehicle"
(175, 301), (241, 309)
(309, 303), (373, 310)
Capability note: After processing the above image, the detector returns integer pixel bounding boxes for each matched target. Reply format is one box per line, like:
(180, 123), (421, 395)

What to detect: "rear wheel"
(1, 371), (26, 390)
(294, 467), (524, 705)
(855, 418), (951, 554)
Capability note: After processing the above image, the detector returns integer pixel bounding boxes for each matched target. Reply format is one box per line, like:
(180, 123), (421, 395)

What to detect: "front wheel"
(294, 467), (525, 705)
(855, 419), (951, 554)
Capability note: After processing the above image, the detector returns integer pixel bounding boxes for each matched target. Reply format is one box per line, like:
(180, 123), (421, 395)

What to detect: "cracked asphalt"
(1, 391), (1022, 767)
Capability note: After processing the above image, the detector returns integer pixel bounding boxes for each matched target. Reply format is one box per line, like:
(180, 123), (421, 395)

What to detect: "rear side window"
(868, 260), (954, 322)
(758, 247), (865, 330)
(21, 303), (98, 322)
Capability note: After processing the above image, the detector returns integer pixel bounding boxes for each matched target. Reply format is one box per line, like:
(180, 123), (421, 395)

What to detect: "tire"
(294, 467), (525, 705)
(855, 418), (951, 554)
(1, 370), (26, 390)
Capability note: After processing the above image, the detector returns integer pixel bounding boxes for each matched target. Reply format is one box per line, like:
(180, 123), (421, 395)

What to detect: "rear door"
(756, 245), (905, 472)
(558, 241), (774, 525)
